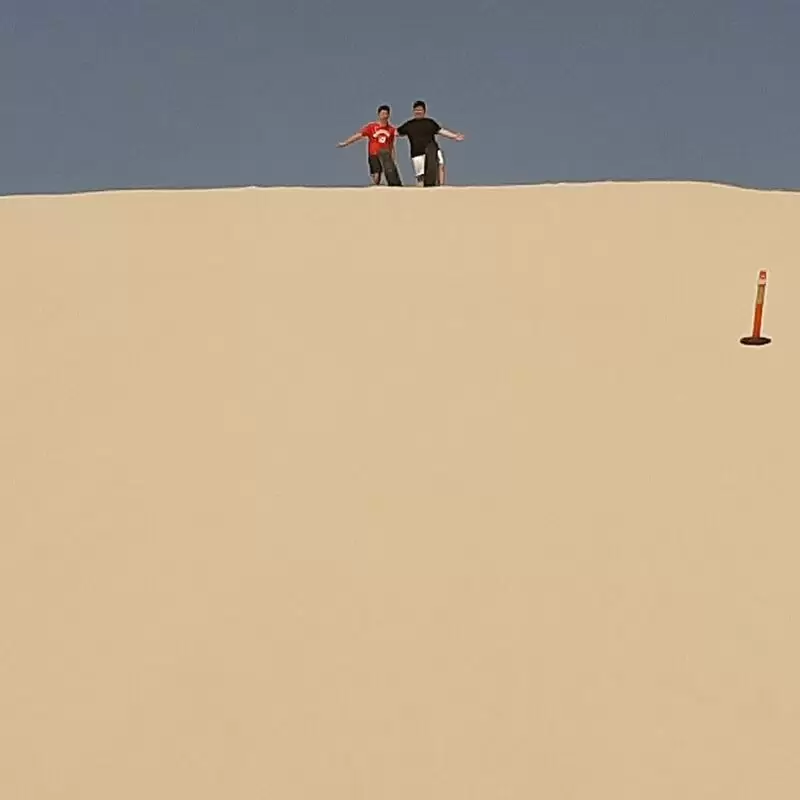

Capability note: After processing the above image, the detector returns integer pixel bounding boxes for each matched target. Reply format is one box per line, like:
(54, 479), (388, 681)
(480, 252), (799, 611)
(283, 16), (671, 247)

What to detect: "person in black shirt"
(396, 100), (465, 186)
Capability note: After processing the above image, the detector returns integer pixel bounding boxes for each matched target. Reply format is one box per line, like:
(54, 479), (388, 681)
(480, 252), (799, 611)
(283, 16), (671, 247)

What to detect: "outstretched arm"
(337, 132), (364, 148)
(439, 128), (465, 141)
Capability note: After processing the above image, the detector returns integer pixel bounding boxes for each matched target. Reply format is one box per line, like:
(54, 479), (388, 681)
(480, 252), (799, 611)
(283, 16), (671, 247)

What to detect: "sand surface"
(2, 182), (799, 798)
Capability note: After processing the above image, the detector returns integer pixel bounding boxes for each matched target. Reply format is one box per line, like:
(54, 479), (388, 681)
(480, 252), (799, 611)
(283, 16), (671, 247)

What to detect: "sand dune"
(2, 182), (799, 799)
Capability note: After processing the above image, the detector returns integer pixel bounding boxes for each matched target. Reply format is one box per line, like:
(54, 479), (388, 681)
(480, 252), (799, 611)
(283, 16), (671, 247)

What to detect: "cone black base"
(739, 336), (772, 346)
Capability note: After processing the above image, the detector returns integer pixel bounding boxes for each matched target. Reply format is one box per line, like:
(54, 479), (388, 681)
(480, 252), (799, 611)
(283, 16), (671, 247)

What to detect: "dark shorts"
(368, 152), (392, 174)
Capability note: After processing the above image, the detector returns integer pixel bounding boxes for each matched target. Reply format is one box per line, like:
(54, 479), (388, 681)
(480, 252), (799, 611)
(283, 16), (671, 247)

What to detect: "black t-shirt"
(397, 118), (442, 157)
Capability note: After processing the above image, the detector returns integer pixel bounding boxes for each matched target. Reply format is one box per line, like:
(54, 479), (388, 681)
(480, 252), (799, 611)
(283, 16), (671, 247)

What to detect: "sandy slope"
(2, 182), (799, 799)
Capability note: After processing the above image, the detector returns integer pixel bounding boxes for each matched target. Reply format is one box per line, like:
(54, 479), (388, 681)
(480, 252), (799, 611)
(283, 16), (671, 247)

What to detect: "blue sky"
(2, 0), (798, 194)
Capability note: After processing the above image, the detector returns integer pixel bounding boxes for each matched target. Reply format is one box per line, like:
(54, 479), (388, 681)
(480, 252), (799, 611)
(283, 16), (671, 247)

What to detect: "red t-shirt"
(361, 122), (396, 156)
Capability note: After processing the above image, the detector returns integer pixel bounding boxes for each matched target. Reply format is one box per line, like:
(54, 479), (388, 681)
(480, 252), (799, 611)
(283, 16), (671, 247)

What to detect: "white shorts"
(411, 149), (444, 177)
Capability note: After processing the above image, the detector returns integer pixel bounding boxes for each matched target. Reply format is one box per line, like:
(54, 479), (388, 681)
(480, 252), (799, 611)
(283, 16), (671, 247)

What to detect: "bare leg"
(438, 163), (446, 185)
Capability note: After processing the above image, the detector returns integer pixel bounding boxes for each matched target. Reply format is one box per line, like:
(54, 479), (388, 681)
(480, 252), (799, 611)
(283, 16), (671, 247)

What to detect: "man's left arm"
(439, 128), (465, 141)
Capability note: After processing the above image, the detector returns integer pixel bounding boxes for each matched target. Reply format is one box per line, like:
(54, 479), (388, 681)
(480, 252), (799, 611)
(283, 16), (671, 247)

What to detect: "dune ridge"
(2, 182), (799, 799)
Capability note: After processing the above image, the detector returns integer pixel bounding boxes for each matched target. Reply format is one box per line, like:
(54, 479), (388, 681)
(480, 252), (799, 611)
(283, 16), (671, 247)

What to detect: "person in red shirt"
(337, 105), (399, 185)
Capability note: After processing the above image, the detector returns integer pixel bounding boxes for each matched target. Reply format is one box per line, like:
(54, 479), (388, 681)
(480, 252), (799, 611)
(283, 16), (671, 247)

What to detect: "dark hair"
(377, 104), (390, 114)
(413, 100), (426, 111)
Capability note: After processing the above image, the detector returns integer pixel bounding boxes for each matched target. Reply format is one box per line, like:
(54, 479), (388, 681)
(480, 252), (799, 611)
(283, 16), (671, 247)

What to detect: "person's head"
(412, 100), (426, 118)
(377, 104), (391, 123)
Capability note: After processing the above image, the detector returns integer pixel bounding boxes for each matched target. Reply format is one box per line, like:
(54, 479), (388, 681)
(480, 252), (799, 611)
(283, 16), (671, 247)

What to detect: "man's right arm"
(337, 129), (366, 148)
